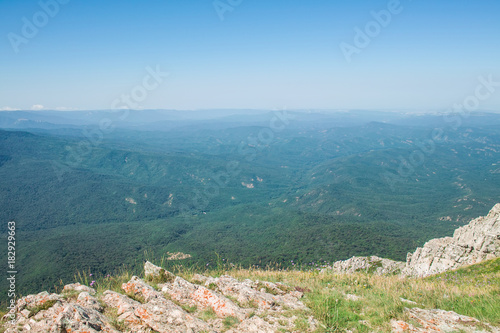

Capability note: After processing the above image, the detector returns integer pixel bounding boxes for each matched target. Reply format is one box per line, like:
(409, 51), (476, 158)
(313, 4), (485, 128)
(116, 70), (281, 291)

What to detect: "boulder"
(144, 260), (176, 282)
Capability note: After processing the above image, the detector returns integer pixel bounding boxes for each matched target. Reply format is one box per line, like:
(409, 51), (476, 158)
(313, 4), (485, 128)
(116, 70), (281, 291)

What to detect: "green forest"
(0, 110), (499, 300)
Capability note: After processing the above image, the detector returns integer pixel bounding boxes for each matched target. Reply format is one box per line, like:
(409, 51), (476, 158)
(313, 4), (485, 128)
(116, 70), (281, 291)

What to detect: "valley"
(0, 110), (499, 300)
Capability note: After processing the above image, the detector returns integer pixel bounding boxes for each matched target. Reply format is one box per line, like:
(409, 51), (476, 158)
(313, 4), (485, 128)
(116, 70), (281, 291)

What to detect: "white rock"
(403, 203), (500, 277)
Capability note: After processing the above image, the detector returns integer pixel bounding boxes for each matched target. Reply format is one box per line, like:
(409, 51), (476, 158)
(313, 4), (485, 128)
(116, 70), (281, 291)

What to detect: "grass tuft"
(27, 300), (58, 318)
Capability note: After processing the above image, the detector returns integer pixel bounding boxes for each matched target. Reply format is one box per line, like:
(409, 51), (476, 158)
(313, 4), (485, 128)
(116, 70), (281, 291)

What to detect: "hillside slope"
(2, 205), (499, 332)
(2, 258), (499, 333)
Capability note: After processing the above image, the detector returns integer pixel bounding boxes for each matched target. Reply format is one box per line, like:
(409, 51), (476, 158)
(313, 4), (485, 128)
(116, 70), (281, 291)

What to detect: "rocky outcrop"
(2, 290), (120, 333)
(162, 276), (248, 320)
(391, 307), (500, 333)
(328, 255), (405, 275)
(325, 204), (500, 278)
(2, 262), (316, 333)
(402, 203), (500, 277)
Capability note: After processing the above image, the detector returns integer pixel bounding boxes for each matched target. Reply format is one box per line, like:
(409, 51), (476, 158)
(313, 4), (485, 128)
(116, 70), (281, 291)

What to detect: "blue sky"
(1, 0), (499, 111)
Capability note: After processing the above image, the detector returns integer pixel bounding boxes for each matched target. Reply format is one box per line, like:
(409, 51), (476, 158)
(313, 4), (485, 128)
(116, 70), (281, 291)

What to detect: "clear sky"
(1, 0), (499, 111)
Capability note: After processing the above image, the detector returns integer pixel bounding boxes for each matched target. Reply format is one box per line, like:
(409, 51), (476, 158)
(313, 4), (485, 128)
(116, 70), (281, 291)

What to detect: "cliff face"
(402, 203), (500, 277)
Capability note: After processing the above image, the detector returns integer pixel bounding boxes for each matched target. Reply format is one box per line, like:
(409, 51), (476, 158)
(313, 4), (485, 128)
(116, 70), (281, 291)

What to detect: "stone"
(328, 255), (405, 275)
(204, 275), (306, 311)
(51, 304), (119, 333)
(122, 276), (212, 332)
(399, 297), (418, 305)
(101, 290), (146, 331)
(144, 260), (176, 281)
(122, 275), (163, 301)
(227, 316), (275, 332)
(63, 282), (96, 295)
(403, 203), (500, 277)
(162, 276), (247, 320)
(77, 291), (103, 312)
(3, 295), (120, 333)
(391, 307), (500, 333)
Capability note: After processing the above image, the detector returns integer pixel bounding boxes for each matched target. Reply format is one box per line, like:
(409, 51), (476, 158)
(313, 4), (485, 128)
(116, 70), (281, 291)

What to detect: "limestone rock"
(121, 276), (212, 332)
(51, 303), (119, 333)
(403, 203), (500, 277)
(391, 307), (500, 333)
(63, 282), (97, 295)
(162, 276), (247, 320)
(144, 260), (163, 276)
(13, 291), (61, 315)
(226, 316), (275, 333)
(204, 275), (307, 311)
(144, 260), (176, 281)
(329, 255), (405, 275)
(77, 291), (103, 312)
(3, 291), (119, 333)
(101, 290), (145, 331)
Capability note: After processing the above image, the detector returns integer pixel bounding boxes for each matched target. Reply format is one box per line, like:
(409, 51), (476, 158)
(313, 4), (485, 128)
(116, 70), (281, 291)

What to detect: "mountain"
(2, 202), (499, 332)
(0, 110), (499, 301)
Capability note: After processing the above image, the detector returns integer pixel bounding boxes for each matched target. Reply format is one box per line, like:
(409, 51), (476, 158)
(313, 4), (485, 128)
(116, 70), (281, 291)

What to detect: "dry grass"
(38, 258), (500, 333)
(196, 258), (500, 332)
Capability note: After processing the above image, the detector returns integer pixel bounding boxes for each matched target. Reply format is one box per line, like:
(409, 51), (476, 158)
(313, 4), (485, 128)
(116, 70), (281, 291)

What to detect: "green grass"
(181, 304), (198, 313)
(104, 307), (128, 331)
(222, 316), (240, 330)
(72, 266), (135, 296)
(125, 292), (146, 304)
(27, 300), (58, 318)
(206, 258), (500, 332)
(199, 308), (217, 321)
(85, 258), (500, 331)
(4, 257), (499, 332)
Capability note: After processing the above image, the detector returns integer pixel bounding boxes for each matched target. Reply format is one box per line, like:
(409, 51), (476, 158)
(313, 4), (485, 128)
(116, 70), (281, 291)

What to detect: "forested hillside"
(0, 110), (499, 299)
